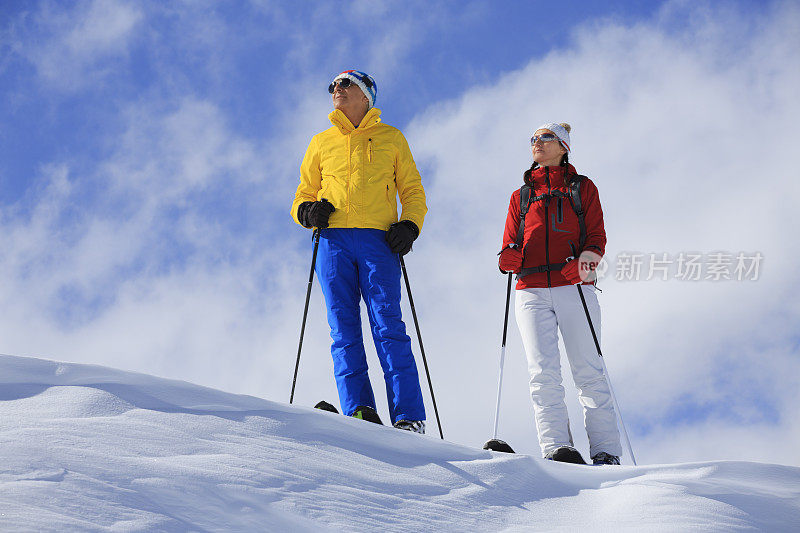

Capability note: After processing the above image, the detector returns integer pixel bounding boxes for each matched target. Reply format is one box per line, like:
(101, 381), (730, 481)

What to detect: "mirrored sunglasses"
(530, 133), (558, 145)
(328, 76), (373, 94)
(328, 78), (354, 93)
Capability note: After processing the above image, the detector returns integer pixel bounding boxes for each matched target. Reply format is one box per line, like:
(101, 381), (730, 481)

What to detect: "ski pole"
(289, 229), (321, 404)
(399, 255), (444, 439)
(483, 272), (515, 453)
(576, 284), (637, 465)
(492, 272), (513, 439)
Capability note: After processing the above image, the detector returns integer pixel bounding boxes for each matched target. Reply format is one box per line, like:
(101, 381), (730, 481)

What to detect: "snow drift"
(1, 354), (798, 531)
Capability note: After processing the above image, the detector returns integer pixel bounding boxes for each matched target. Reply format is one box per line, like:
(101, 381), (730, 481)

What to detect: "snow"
(1, 354), (799, 532)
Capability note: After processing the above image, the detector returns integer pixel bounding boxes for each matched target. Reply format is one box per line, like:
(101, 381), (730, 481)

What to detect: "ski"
(313, 401), (383, 425)
(314, 400), (339, 414)
(351, 405), (383, 425)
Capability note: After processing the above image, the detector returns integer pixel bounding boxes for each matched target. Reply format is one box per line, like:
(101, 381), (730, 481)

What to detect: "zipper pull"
(368, 138), (373, 162)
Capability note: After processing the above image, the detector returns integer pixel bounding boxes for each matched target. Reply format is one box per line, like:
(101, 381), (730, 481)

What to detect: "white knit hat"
(536, 122), (571, 152)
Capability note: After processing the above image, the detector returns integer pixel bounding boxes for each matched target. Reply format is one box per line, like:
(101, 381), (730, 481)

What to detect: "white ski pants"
(515, 285), (622, 458)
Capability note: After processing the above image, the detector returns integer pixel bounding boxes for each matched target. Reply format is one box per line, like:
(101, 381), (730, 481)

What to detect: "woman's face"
(531, 128), (567, 167)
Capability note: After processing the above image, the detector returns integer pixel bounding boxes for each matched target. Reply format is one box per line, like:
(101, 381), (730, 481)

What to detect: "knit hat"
(536, 122), (571, 152)
(332, 70), (378, 109)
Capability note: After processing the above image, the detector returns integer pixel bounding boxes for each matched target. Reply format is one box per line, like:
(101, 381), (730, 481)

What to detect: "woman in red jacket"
(499, 123), (622, 465)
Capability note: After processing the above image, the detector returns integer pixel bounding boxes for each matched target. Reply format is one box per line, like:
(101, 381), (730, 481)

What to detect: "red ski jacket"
(502, 164), (606, 289)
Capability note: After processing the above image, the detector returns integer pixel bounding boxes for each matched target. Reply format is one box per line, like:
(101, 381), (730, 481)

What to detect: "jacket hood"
(329, 107), (382, 134)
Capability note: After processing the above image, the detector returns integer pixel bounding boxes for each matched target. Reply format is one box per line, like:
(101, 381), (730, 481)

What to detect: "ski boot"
(545, 446), (587, 464)
(591, 452), (621, 465)
(483, 439), (515, 453)
(393, 420), (425, 434)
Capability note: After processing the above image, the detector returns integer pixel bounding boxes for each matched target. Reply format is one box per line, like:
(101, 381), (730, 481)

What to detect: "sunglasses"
(328, 76), (373, 94)
(530, 133), (558, 145)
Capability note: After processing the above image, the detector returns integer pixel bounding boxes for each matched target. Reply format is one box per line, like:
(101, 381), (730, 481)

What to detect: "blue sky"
(2, 0), (799, 465)
(1, 0), (664, 202)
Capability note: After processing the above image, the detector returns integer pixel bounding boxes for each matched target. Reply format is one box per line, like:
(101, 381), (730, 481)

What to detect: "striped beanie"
(537, 122), (571, 152)
(333, 70), (378, 109)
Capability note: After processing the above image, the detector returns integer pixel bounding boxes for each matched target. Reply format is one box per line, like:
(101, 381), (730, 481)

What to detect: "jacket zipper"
(368, 138), (373, 162)
(346, 134), (351, 224)
(544, 167), (551, 287)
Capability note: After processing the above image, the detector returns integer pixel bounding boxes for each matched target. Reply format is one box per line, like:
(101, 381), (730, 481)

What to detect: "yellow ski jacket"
(291, 107), (427, 232)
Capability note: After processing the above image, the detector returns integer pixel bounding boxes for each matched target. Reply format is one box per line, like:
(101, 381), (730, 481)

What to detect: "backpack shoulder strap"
(516, 184), (532, 247)
(569, 174), (587, 250)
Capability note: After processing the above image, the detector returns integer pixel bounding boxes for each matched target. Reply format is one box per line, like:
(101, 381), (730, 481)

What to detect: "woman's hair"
(558, 123), (570, 166)
(557, 124), (571, 166)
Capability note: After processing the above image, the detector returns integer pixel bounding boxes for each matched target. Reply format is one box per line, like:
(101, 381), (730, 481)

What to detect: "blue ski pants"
(314, 228), (426, 424)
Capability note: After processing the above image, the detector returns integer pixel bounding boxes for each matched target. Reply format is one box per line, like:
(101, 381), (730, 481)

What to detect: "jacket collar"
(527, 163), (577, 187)
(329, 107), (382, 134)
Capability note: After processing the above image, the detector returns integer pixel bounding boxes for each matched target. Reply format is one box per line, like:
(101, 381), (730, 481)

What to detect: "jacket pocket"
(366, 140), (394, 178)
(385, 182), (396, 208)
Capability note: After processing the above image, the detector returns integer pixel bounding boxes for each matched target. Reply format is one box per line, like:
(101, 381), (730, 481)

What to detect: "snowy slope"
(1, 355), (799, 532)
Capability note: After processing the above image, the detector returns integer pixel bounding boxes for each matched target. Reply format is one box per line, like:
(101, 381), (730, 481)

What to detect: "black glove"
(386, 220), (419, 255)
(298, 199), (335, 229)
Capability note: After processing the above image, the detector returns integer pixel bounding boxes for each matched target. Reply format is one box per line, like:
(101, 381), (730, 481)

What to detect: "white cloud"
(401, 1), (800, 463)
(2, 0), (798, 468)
(65, 0), (140, 53)
(17, 0), (142, 90)
(0, 93), (316, 395)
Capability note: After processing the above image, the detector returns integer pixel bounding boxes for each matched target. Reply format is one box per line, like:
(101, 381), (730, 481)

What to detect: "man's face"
(331, 78), (369, 116)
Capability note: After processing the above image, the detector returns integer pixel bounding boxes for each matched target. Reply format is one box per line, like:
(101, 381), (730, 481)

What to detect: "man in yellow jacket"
(291, 70), (428, 433)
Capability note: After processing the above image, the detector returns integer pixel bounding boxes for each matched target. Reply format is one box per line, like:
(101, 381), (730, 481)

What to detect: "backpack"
(514, 174), (586, 278)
